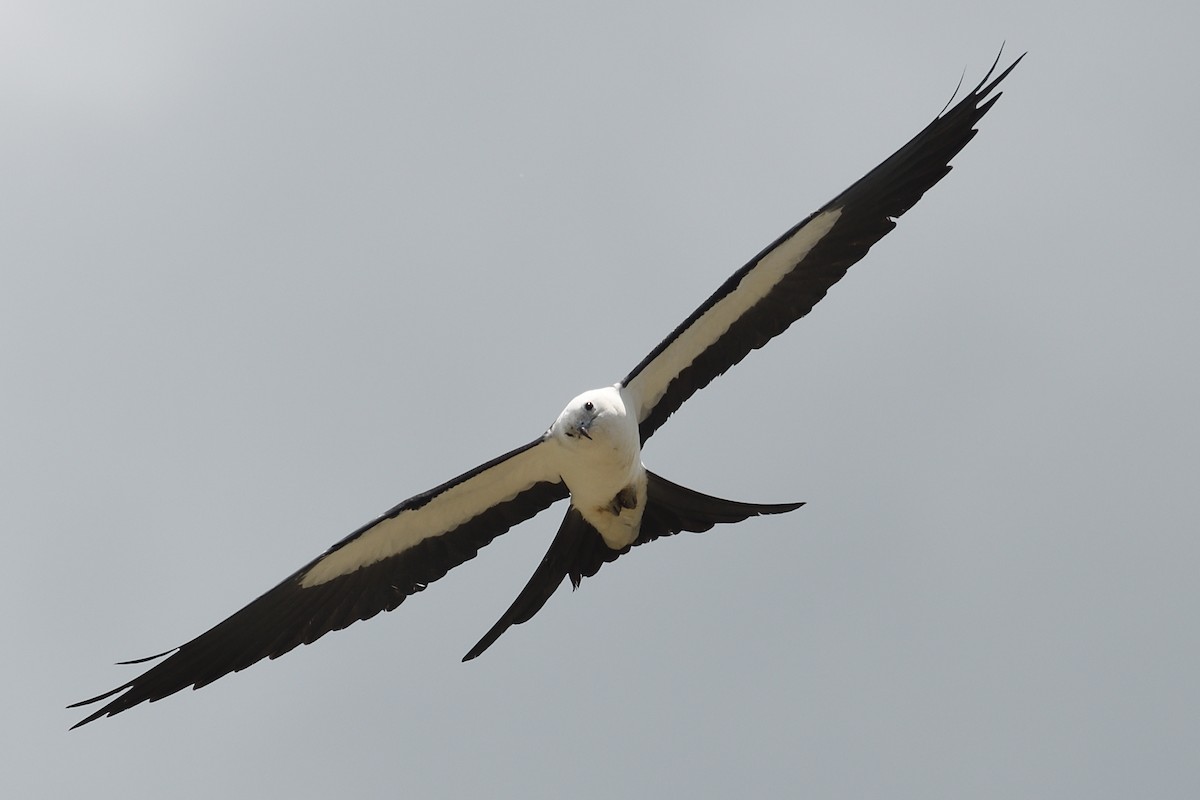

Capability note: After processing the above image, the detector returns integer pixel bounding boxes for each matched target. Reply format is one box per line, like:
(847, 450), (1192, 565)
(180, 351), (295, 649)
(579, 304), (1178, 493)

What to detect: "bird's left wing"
(622, 53), (1022, 442)
(70, 436), (567, 727)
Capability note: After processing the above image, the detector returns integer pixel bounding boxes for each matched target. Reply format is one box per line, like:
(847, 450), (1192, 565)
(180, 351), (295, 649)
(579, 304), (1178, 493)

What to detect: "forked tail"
(462, 471), (802, 661)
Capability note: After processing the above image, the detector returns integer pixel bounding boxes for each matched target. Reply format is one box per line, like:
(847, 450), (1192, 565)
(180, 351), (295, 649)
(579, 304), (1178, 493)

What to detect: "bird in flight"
(71, 52), (1022, 727)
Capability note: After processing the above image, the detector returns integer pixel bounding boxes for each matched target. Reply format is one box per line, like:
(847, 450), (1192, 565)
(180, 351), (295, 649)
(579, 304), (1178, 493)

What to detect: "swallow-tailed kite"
(71, 53), (1022, 727)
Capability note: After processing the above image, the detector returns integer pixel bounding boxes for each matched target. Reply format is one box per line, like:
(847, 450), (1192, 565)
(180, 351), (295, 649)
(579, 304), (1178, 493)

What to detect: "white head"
(549, 386), (630, 448)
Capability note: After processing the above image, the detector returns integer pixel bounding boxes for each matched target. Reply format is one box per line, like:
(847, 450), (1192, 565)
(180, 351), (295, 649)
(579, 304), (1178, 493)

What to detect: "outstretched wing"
(461, 472), (801, 661)
(622, 53), (1023, 442)
(70, 437), (567, 727)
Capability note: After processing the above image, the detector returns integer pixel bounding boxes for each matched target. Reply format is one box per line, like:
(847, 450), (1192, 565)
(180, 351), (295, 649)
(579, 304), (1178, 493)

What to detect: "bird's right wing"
(71, 436), (567, 727)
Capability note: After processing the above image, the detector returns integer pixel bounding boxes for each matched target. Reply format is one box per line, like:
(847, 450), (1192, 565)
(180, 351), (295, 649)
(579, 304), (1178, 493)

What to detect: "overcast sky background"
(4, 2), (1197, 798)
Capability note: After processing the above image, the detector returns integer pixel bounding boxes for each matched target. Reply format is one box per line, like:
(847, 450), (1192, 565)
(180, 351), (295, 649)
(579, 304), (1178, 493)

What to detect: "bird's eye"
(584, 401), (594, 411)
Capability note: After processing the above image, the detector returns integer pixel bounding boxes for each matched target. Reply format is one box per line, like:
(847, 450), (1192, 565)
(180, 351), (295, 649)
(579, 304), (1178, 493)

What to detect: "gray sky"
(5, 2), (1198, 798)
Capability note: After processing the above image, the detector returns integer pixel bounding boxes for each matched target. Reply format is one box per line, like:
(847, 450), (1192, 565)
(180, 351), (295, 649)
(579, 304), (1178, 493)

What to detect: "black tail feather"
(640, 471), (803, 538)
(461, 507), (594, 662)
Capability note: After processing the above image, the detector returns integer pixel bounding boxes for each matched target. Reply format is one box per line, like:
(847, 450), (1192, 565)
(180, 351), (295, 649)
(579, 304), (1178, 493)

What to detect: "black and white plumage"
(71, 53), (1022, 727)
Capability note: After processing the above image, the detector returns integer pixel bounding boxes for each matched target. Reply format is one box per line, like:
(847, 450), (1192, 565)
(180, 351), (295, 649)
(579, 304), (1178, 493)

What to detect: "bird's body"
(549, 387), (646, 550)
(71, 52), (1023, 728)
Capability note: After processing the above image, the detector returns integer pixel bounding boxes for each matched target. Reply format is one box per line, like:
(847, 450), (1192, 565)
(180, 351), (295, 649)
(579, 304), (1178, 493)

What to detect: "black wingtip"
(977, 47), (1027, 97)
(115, 648), (177, 666)
(939, 46), (1025, 119)
(68, 644), (191, 728)
(67, 678), (137, 729)
(67, 698), (118, 729)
